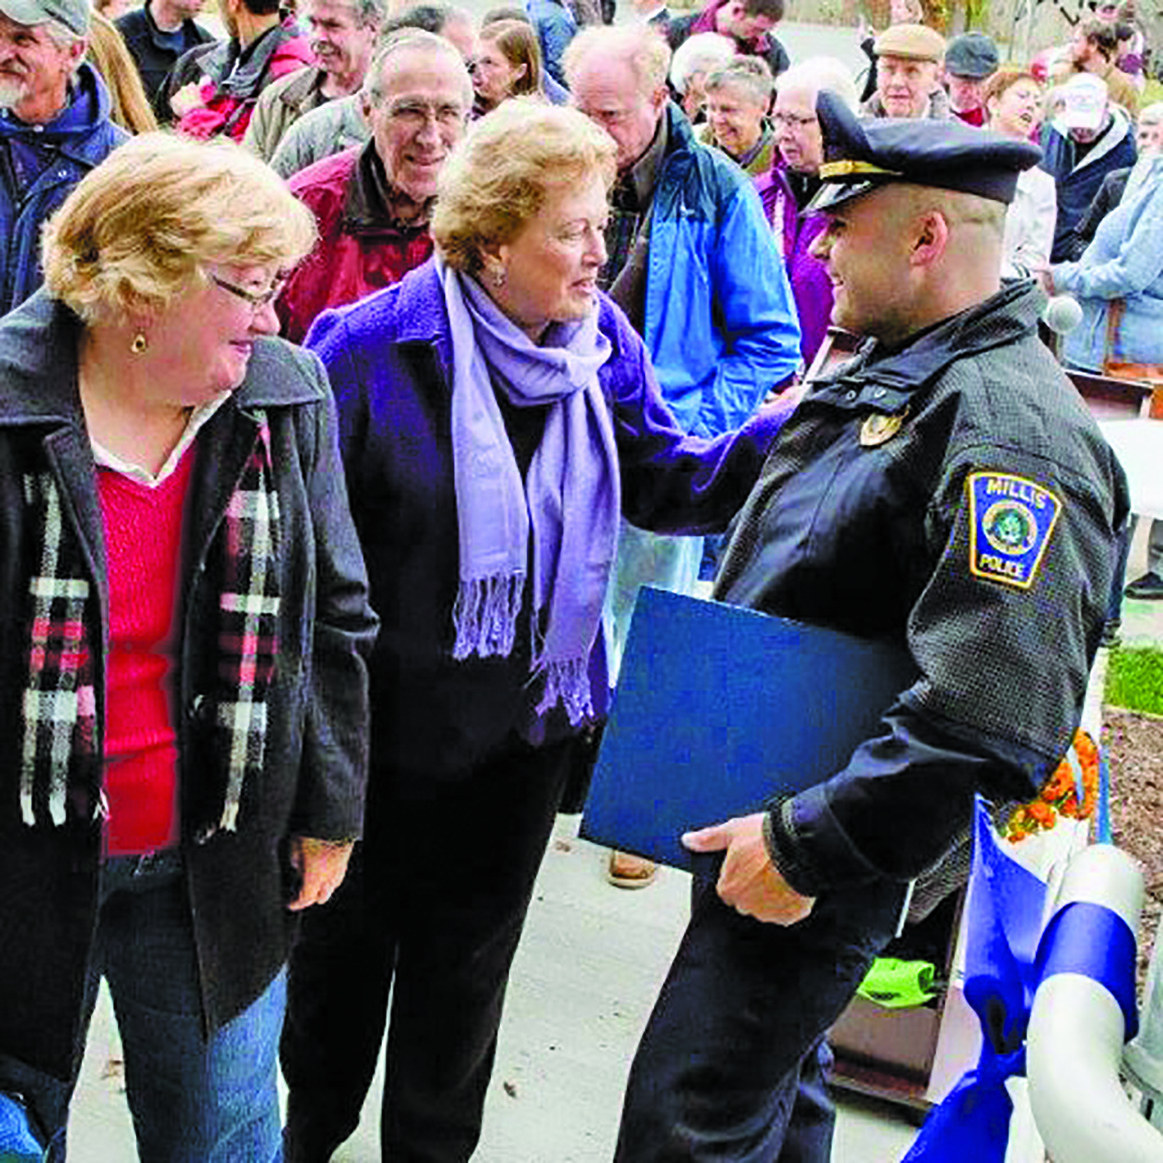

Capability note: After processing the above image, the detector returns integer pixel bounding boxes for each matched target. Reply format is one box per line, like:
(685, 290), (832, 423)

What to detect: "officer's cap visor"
(803, 177), (887, 216)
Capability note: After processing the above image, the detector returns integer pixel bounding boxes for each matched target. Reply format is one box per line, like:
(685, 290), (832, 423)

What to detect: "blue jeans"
(0, 851), (284, 1162)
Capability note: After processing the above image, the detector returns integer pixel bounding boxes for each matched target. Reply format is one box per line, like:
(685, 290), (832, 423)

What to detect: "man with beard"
(243, 0), (385, 161)
(0, 0), (125, 314)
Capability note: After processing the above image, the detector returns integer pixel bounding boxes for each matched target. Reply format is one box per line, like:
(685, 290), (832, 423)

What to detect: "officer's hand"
(683, 813), (815, 926)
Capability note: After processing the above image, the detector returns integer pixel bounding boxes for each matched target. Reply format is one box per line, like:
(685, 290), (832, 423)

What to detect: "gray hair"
(668, 31), (735, 96)
(704, 55), (774, 106)
(775, 55), (859, 112)
(44, 19), (86, 76)
(564, 24), (671, 97)
(348, 0), (388, 26)
(45, 18), (83, 46)
(362, 27), (472, 106)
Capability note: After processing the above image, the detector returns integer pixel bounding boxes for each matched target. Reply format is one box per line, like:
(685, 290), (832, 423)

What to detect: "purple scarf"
(440, 258), (619, 726)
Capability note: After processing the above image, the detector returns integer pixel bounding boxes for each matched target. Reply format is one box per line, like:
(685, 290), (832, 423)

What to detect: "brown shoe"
(606, 850), (657, 888)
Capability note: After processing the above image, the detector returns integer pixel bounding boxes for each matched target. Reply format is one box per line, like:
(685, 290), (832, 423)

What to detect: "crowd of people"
(0, 0), (1147, 1158)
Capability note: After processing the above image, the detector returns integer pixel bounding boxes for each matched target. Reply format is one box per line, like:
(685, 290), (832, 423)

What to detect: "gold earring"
(130, 332), (148, 355)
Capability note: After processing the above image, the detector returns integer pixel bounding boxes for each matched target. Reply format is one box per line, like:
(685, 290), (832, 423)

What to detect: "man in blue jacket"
(565, 23), (800, 884)
(1040, 72), (1136, 261)
(0, 0), (126, 315)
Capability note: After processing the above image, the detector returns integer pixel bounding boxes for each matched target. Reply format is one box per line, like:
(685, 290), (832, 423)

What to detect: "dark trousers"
(281, 735), (572, 1163)
(614, 856), (905, 1162)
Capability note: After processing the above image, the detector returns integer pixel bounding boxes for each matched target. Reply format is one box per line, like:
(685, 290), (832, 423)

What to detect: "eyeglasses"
(772, 112), (817, 129)
(210, 272), (289, 311)
(382, 99), (467, 128)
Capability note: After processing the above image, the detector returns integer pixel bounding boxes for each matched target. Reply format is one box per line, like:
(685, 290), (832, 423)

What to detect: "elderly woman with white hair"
(758, 56), (859, 365)
(669, 29), (736, 121)
(0, 132), (376, 1160)
(279, 97), (797, 1162)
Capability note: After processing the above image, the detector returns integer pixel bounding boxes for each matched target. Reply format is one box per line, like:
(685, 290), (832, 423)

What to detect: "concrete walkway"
(64, 532), (1163, 1161)
(67, 813), (921, 1162)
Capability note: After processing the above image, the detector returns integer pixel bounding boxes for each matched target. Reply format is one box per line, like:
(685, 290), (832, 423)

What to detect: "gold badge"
(859, 411), (905, 447)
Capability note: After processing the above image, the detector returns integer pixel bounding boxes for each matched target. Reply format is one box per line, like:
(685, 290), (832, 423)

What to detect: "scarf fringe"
(535, 655), (594, 727)
(452, 572), (524, 660)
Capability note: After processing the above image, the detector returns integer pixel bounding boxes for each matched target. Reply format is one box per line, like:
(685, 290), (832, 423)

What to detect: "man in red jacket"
(276, 27), (471, 343)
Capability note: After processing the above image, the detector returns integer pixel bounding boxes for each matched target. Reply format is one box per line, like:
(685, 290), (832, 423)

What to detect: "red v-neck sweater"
(97, 450), (194, 856)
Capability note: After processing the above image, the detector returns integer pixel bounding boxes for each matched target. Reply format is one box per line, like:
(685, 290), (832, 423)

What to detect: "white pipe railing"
(1026, 844), (1163, 1163)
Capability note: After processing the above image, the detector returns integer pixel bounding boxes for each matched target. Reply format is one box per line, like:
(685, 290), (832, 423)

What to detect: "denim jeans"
(0, 851), (284, 1163)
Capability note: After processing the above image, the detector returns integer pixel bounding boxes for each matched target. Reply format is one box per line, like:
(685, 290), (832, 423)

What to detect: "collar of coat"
(274, 65), (330, 111)
(341, 139), (435, 237)
(816, 280), (1043, 409)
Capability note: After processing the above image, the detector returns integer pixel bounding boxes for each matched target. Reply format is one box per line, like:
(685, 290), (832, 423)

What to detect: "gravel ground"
(1103, 709), (1163, 992)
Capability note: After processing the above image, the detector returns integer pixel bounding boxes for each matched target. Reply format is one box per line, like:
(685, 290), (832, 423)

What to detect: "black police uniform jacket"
(715, 281), (1128, 896)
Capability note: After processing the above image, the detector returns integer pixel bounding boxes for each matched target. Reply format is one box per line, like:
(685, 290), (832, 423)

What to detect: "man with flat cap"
(862, 20), (949, 120)
(613, 96), (1128, 1162)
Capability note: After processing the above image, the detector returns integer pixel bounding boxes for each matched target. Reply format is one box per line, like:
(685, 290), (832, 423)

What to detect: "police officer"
(613, 95), (1128, 1162)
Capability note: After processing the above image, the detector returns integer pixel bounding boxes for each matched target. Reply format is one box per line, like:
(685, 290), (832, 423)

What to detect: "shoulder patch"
(967, 472), (1061, 590)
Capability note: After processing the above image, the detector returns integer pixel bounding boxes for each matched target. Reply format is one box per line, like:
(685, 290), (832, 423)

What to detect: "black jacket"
(114, 1), (214, 118)
(716, 282), (1128, 896)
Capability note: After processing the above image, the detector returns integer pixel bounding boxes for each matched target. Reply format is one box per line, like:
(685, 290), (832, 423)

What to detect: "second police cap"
(806, 90), (1043, 214)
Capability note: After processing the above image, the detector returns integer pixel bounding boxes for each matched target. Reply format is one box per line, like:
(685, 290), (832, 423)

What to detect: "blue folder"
(580, 588), (918, 870)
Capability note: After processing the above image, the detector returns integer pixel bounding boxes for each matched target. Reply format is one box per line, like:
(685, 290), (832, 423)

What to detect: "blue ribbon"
(0, 1092), (44, 1162)
(1035, 899), (1139, 1040)
(900, 797), (1138, 1163)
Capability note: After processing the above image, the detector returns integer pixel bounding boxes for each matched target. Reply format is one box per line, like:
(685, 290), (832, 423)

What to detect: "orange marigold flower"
(1005, 730), (1100, 843)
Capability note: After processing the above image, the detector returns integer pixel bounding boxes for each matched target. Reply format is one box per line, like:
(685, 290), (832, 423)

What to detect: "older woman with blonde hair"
(280, 96), (795, 1161)
(0, 132), (376, 1160)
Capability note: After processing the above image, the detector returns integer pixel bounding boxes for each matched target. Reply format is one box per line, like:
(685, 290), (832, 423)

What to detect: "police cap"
(806, 90), (1043, 214)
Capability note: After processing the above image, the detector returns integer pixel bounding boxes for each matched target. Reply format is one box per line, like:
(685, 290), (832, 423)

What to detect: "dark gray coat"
(0, 293), (377, 1079)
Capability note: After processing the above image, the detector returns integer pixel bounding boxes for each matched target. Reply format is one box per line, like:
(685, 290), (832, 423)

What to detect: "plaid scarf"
(20, 417), (281, 834)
